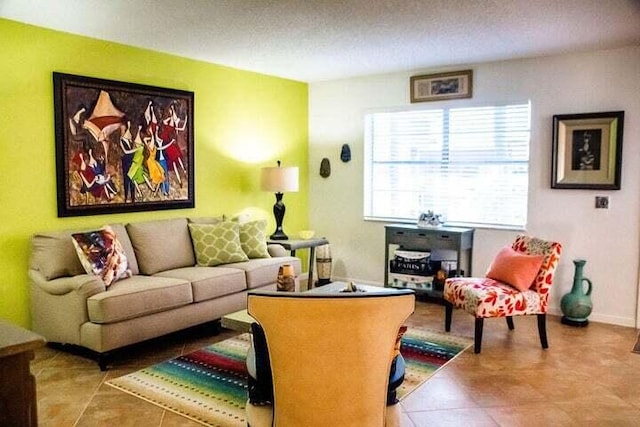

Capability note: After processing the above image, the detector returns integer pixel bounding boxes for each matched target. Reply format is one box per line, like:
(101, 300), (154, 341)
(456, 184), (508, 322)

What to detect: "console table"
(384, 224), (474, 299)
(0, 321), (46, 427)
(268, 237), (329, 290)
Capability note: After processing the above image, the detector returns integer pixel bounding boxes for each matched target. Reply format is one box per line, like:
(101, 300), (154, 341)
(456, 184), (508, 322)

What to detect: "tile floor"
(32, 299), (640, 426)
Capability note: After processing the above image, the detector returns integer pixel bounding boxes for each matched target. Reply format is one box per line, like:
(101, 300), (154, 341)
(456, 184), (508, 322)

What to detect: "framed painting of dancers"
(53, 72), (195, 217)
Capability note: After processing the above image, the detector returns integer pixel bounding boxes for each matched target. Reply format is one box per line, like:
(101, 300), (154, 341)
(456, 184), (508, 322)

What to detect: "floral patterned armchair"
(444, 235), (562, 353)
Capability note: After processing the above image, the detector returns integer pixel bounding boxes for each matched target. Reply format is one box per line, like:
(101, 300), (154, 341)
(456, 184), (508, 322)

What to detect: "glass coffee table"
(220, 282), (402, 333)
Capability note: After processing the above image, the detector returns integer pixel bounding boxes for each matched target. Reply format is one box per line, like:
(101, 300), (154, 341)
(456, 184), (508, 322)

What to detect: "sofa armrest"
(267, 244), (288, 258)
(29, 270), (106, 346)
(28, 269), (106, 297)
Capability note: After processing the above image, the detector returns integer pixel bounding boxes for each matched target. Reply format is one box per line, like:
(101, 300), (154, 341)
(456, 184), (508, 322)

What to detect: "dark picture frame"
(410, 70), (473, 103)
(53, 73), (195, 216)
(551, 111), (624, 190)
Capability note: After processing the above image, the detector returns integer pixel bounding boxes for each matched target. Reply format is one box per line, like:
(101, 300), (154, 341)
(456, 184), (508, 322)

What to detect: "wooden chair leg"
(474, 318), (484, 353)
(537, 313), (549, 349)
(444, 301), (453, 332)
(506, 316), (514, 330)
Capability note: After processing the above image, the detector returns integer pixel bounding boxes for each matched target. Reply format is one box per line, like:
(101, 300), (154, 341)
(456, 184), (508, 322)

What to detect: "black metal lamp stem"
(270, 191), (288, 240)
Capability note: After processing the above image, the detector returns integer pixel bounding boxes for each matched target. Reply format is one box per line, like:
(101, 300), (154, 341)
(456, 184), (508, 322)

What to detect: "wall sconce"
(260, 160), (299, 240)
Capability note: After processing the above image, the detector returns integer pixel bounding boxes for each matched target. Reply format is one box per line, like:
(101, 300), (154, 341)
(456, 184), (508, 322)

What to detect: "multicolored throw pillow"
(188, 222), (249, 266)
(239, 220), (271, 259)
(71, 226), (131, 287)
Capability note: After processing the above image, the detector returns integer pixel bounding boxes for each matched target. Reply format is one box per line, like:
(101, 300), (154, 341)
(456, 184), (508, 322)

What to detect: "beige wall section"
(309, 46), (640, 327)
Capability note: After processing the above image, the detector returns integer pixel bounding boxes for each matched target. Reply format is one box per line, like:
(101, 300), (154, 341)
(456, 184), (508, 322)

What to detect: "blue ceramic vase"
(560, 259), (593, 326)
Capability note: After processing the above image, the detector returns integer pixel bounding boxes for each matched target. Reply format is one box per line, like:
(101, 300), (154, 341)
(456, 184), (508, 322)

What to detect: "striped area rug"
(107, 327), (472, 426)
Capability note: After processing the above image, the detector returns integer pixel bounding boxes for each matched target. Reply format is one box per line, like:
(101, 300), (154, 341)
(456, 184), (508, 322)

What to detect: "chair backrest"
(247, 289), (415, 427)
(512, 235), (562, 309)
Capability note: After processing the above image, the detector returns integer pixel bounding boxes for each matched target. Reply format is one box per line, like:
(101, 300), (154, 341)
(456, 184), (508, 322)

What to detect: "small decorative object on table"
(277, 264), (296, 292)
(560, 259), (593, 326)
(417, 210), (443, 228)
(299, 230), (315, 240)
(316, 243), (332, 286)
(340, 281), (364, 293)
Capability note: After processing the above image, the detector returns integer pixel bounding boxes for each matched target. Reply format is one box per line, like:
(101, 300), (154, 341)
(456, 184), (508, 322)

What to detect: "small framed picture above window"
(551, 111), (624, 190)
(410, 70), (473, 103)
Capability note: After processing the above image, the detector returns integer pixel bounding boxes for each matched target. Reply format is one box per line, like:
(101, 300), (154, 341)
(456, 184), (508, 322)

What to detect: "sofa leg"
(537, 314), (549, 349)
(444, 302), (453, 332)
(474, 318), (483, 353)
(506, 316), (514, 330)
(212, 319), (221, 335)
(98, 352), (112, 371)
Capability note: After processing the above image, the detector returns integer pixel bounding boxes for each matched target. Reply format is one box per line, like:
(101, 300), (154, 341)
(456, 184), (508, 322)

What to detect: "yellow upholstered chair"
(245, 287), (415, 427)
(444, 235), (562, 353)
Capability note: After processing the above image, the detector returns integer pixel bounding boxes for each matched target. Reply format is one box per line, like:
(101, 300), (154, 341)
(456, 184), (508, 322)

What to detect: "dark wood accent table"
(0, 321), (46, 427)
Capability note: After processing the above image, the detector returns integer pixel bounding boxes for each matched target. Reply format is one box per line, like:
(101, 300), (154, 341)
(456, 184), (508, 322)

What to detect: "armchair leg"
(474, 318), (484, 353)
(537, 314), (549, 349)
(444, 301), (453, 332)
(506, 316), (514, 330)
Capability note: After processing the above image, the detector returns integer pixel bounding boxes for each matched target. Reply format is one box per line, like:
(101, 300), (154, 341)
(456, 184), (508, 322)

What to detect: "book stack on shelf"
(389, 250), (459, 293)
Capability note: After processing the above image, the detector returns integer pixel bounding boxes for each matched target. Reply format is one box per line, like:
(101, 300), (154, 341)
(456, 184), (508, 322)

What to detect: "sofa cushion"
(228, 257), (301, 289)
(239, 220), (271, 259)
(154, 266), (247, 302)
(126, 218), (196, 275)
(71, 226), (132, 287)
(87, 275), (193, 324)
(30, 223), (139, 280)
(188, 216), (224, 225)
(107, 223), (139, 275)
(31, 231), (86, 280)
(188, 222), (249, 266)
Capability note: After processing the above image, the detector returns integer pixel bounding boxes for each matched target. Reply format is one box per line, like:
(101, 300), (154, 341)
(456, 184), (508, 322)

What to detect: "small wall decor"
(53, 73), (194, 216)
(340, 144), (351, 162)
(551, 111), (624, 190)
(410, 70), (473, 103)
(320, 157), (331, 178)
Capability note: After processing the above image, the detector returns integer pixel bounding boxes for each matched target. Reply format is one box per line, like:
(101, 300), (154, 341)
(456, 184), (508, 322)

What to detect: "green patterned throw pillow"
(188, 222), (248, 266)
(239, 220), (271, 259)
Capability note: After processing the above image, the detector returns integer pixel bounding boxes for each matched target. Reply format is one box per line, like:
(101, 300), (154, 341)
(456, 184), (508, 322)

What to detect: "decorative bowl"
(299, 230), (315, 240)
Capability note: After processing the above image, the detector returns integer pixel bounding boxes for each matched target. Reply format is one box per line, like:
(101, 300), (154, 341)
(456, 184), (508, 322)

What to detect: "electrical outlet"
(595, 196), (609, 209)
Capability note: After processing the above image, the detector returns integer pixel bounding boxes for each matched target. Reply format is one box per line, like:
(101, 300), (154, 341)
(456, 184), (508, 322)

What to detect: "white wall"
(308, 46), (640, 327)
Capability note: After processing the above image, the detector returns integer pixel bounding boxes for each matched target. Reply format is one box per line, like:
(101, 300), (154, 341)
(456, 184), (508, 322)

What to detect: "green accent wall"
(0, 19), (309, 328)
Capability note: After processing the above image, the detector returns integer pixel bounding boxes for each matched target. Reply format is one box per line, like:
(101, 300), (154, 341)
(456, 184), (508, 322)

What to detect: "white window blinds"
(364, 102), (531, 228)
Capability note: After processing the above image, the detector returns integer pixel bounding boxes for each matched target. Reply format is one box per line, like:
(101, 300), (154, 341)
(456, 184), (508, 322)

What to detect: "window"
(364, 102), (531, 228)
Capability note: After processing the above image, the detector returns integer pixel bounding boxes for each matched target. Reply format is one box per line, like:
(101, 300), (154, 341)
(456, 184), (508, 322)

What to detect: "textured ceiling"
(2, 0), (640, 82)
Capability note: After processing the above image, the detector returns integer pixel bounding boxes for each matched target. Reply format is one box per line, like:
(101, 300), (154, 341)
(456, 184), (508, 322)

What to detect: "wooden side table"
(0, 321), (46, 427)
(268, 238), (329, 290)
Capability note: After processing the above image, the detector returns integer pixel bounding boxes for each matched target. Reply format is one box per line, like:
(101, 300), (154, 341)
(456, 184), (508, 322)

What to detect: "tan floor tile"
(408, 408), (499, 427)
(401, 377), (478, 411)
(554, 402), (640, 426)
(75, 382), (165, 427)
(484, 403), (575, 427)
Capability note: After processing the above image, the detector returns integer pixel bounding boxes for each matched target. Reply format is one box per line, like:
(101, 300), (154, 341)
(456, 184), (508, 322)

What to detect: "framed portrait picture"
(551, 111), (624, 190)
(410, 70), (473, 103)
(53, 73), (195, 217)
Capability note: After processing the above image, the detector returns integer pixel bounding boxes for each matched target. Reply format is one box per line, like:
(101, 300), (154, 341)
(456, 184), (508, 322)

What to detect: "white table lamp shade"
(261, 166), (299, 193)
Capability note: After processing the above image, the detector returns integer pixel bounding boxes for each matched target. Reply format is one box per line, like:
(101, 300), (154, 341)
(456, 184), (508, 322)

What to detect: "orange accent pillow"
(486, 246), (544, 291)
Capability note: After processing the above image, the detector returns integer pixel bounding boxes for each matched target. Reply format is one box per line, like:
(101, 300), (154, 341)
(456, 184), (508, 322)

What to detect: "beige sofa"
(28, 217), (301, 370)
